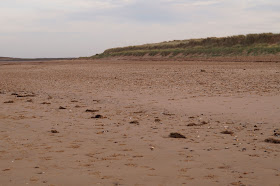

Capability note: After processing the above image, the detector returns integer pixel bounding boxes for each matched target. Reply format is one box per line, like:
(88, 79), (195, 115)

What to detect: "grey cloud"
(246, 4), (280, 12)
(1, 0), (280, 58)
(66, 1), (185, 24)
(65, 0), (228, 24)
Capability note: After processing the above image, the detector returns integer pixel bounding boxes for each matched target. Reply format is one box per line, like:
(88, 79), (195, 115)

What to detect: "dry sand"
(0, 59), (280, 186)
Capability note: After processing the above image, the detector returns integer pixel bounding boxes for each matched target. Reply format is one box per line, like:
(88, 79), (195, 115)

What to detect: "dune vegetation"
(88, 33), (280, 59)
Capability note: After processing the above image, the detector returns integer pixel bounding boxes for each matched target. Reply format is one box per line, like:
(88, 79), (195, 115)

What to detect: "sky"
(0, 0), (280, 58)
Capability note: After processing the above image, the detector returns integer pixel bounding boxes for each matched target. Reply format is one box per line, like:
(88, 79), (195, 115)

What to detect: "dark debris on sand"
(162, 112), (175, 116)
(187, 123), (198, 126)
(265, 138), (280, 144)
(16, 94), (35, 98)
(154, 118), (161, 122)
(169, 132), (186, 139)
(41, 102), (51, 105)
(11, 92), (36, 97)
(86, 109), (99, 113)
(50, 130), (59, 133)
(59, 106), (66, 109)
(221, 130), (234, 135)
(91, 114), (103, 119)
(274, 129), (280, 137)
(4, 100), (14, 103)
(129, 120), (140, 125)
(187, 121), (208, 127)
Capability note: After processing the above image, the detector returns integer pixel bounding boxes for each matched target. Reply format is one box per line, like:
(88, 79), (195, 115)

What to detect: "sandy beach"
(0, 59), (280, 186)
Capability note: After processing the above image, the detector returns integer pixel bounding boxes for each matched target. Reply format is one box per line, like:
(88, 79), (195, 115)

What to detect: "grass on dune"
(88, 33), (280, 59)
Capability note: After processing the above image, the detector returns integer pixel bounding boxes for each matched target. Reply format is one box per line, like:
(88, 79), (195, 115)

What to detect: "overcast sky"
(1, 0), (279, 58)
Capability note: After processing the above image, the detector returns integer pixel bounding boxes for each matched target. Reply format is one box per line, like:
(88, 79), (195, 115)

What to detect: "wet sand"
(0, 59), (280, 186)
